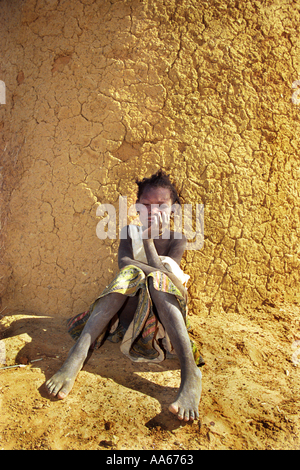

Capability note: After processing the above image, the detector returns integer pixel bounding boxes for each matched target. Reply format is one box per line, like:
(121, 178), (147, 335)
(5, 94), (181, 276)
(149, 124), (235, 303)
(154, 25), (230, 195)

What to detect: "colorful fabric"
(67, 265), (204, 367)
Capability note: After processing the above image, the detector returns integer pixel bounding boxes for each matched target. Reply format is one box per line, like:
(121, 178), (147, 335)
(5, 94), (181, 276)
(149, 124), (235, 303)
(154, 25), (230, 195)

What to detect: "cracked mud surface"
(0, 0), (300, 451)
(1, 0), (300, 316)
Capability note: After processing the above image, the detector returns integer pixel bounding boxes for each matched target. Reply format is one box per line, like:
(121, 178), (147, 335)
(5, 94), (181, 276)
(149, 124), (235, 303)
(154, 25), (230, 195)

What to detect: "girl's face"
(136, 186), (173, 229)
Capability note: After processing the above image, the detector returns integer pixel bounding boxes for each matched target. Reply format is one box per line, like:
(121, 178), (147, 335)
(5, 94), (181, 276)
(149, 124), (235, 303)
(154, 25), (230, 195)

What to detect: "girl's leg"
(149, 279), (202, 421)
(46, 292), (127, 399)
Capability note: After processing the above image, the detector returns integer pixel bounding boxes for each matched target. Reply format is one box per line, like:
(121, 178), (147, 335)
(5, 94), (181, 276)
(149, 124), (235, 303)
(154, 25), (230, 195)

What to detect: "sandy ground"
(1, 298), (300, 451)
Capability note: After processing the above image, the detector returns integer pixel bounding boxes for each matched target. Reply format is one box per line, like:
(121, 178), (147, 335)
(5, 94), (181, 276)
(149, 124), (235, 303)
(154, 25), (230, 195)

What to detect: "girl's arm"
(142, 212), (187, 268)
(142, 214), (188, 296)
(118, 226), (169, 276)
(118, 223), (188, 297)
(141, 212), (168, 269)
(143, 238), (187, 297)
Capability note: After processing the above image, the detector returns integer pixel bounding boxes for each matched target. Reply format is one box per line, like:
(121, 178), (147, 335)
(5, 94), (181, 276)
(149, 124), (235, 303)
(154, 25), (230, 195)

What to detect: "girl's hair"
(136, 169), (181, 205)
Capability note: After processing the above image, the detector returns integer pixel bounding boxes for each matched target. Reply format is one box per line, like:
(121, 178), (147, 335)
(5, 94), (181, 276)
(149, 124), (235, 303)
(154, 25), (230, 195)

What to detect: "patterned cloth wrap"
(67, 225), (205, 367)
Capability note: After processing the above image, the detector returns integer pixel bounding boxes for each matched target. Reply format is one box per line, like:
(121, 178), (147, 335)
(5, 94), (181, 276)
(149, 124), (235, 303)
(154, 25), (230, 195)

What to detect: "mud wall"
(1, 0), (300, 317)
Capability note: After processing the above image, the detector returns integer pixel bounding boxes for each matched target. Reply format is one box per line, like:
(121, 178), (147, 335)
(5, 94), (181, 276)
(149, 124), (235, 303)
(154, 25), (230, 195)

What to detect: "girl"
(46, 170), (203, 421)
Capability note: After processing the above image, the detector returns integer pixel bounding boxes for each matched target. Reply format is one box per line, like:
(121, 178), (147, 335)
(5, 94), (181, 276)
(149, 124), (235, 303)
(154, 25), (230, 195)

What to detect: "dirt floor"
(1, 298), (300, 451)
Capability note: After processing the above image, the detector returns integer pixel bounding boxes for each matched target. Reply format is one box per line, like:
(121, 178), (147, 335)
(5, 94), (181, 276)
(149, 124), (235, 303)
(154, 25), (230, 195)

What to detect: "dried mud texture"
(1, 0), (300, 316)
(1, 1), (300, 451)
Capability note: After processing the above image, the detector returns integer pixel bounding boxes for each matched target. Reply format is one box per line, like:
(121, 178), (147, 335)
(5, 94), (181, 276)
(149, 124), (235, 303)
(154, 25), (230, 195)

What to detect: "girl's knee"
(148, 276), (174, 304)
(148, 275), (160, 296)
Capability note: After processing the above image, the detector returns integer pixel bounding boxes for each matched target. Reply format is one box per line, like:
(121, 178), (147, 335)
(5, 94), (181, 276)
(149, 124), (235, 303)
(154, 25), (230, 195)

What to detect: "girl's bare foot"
(46, 364), (78, 399)
(169, 368), (202, 421)
(46, 345), (85, 399)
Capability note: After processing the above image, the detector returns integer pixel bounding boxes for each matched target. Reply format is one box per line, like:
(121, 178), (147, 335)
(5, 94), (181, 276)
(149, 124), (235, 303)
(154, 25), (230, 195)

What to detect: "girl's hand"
(142, 211), (170, 239)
